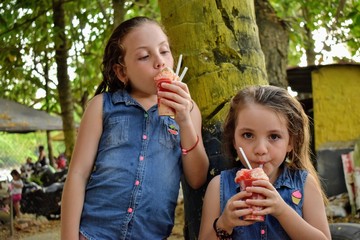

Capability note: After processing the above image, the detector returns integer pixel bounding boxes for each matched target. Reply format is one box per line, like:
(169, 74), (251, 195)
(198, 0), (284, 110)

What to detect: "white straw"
(175, 54), (183, 76)
(239, 147), (252, 169)
(178, 67), (188, 82)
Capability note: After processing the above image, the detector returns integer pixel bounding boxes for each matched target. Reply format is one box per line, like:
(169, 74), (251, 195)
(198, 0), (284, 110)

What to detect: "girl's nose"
(254, 140), (268, 156)
(154, 56), (165, 69)
(156, 62), (165, 68)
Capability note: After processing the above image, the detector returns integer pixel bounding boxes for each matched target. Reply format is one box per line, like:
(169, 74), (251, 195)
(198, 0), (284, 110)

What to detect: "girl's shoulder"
(207, 174), (221, 189)
(81, 94), (104, 121)
(87, 93), (104, 108)
(219, 168), (239, 189)
(219, 168), (238, 180)
(274, 165), (308, 189)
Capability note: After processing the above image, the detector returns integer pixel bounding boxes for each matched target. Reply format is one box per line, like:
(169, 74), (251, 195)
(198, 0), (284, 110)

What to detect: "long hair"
(222, 85), (327, 202)
(95, 17), (164, 95)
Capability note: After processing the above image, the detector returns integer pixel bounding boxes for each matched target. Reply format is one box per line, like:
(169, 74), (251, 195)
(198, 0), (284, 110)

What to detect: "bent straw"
(239, 147), (252, 169)
(179, 67), (188, 82)
(175, 54), (183, 76)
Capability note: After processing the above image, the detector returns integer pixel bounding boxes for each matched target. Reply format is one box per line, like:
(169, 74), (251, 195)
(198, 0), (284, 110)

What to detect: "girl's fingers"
(251, 179), (273, 189)
(158, 90), (192, 115)
(159, 81), (190, 98)
(158, 90), (189, 102)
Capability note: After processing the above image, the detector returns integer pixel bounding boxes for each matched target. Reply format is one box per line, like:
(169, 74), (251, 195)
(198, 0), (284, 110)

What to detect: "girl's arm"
(158, 81), (209, 189)
(198, 176), (253, 240)
(199, 176), (222, 240)
(257, 174), (331, 240)
(60, 94), (103, 240)
(179, 101), (209, 189)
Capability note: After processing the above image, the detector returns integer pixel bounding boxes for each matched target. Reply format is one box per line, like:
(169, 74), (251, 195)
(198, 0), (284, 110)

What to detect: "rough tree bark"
(255, 0), (288, 88)
(302, 6), (316, 65)
(159, 1), (267, 238)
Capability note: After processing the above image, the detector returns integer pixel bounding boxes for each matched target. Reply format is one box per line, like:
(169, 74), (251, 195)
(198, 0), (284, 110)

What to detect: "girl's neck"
(130, 92), (157, 111)
(268, 166), (283, 184)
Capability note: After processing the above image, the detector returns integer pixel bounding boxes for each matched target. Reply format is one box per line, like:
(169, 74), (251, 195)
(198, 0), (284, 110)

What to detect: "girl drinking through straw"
(199, 85), (330, 240)
(61, 16), (209, 239)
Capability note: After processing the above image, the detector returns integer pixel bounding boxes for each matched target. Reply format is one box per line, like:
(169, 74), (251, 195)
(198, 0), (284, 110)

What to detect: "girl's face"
(121, 22), (174, 98)
(233, 103), (293, 183)
(12, 174), (19, 180)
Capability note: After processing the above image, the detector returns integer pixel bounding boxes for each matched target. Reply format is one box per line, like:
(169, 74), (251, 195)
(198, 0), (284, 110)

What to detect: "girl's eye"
(242, 132), (253, 139)
(161, 50), (170, 55)
(138, 55), (149, 60)
(269, 134), (280, 141)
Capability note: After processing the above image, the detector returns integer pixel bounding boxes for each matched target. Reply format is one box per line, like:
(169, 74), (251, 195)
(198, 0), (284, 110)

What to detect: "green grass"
(0, 131), (65, 168)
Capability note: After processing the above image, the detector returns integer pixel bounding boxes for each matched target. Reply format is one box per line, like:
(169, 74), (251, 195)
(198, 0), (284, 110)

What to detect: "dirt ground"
(1, 201), (359, 239)
(0, 202), (185, 240)
(0, 216), (61, 240)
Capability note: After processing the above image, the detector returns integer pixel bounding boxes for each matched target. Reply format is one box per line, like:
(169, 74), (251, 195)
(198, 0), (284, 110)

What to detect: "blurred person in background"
(37, 145), (49, 167)
(10, 169), (23, 219)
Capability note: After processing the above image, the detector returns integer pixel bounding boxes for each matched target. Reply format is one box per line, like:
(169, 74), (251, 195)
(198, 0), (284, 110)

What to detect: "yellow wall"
(312, 65), (360, 150)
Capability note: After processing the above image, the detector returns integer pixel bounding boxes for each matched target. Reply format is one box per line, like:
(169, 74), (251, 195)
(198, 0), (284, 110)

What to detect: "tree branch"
(335, 0), (346, 21)
(0, 7), (51, 37)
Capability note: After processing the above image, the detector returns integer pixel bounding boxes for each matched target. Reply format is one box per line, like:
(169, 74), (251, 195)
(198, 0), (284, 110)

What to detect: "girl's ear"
(113, 64), (127, 83)
(287, 138), (294, 152)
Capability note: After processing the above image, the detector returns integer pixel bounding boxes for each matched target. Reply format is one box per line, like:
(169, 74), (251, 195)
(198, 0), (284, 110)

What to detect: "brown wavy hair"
(222, 85), (327, 202)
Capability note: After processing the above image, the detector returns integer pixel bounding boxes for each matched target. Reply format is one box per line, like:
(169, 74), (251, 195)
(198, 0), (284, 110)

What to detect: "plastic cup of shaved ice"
(156, 78), (175, 116)
(154, 67), (178, 116)
(235, 167), (269, 222)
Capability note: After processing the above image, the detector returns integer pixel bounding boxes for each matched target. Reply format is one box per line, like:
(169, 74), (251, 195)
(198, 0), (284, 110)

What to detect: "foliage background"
(0, 132), (65, 167)
(0, 0), (359, 168)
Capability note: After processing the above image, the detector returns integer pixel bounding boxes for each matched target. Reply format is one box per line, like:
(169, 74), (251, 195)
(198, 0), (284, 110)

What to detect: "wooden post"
(10, 194), (14, 236)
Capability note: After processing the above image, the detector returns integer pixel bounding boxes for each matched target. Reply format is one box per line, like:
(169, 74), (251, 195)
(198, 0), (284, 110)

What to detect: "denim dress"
(220, 166), (308, 240)
(79, 90), (182, 239)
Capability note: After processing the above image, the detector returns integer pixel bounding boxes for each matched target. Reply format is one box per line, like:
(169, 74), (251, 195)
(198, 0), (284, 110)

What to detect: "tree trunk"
(255, 0), (289, 88)
(112, 0), (127, 28)
(304, 24), (316, 65)
(44, 53), (55, 165)
(159, 1), (267, 238)
(52, 0), (76, 160)
(302, 6), (316, 65)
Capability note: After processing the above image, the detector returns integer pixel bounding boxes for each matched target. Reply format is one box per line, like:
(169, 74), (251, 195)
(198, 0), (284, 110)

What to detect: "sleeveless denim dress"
(220, 166), (308, 239)
(79, 90), (182, 239)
